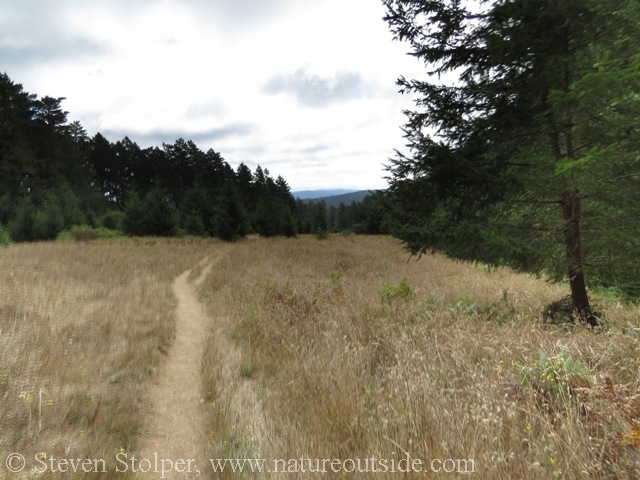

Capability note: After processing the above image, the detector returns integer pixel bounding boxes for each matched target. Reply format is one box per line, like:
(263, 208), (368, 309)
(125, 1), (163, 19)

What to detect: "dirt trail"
(135, 253), (222, 478)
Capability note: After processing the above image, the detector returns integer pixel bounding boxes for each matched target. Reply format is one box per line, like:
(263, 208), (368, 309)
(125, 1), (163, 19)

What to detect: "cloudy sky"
(1, 0), (423, 190)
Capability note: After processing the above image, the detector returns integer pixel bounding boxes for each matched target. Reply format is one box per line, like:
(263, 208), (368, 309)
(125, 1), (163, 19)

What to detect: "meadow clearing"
(1, 235), (639, 479)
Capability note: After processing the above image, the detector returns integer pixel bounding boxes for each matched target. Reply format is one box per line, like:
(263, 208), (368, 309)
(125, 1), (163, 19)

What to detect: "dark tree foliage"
(179, 185), (215, 236)
(254, 197), (297, 237)
(295, 193), (390, 235)
(122, 194), (144, 236)
(8, 198), (38, 242)
(214, 182), (249, 242)
(354, 192), (388, 235)
(235, 163), (255, 211)
(0, 72), (299, 243)
(0, 74), (96, 226)
(336, 202), (351, 231)
(383, 0), (640, 323)
(251, 174), (297, 237)
(313, 201), (329, 234)
(140, 186), (179, 237)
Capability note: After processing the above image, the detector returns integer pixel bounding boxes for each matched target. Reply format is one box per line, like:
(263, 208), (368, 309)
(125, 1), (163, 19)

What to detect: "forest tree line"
(382, 0), (640, 314)
(295, 191), (388, 236)
(0, 73), (385, 244)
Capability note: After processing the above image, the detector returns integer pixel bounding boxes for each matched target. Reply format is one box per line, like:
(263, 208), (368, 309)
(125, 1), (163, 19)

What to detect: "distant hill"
(293, 189), (359, 200)
(298, 190), (378, 208)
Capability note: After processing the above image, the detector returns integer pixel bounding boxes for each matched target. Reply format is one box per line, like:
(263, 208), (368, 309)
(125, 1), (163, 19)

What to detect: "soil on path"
(135, 254), (220, 478)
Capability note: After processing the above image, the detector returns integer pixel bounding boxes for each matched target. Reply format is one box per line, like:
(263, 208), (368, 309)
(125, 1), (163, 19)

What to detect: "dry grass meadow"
(0, 237), (215, 478)
(1, 234), (640, 479)
(198, 235), (640, 479)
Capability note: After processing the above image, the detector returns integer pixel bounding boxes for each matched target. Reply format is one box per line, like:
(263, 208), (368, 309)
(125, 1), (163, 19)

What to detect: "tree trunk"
(561, 192), (598, 326)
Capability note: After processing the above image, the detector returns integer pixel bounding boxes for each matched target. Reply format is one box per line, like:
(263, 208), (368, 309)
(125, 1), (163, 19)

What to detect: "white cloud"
(263, 68), (372, 108)
(1, 0), (423, 189)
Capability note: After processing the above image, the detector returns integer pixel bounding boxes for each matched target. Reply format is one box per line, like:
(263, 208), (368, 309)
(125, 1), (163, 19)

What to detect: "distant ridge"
(293, 189), (358, 200)
(296, 190), (380, 208)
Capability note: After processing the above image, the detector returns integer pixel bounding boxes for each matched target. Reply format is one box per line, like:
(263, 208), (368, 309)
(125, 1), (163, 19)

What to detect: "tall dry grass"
(0, 237), (217, 478)
(198, 235), (640, 479)
(2, 234), (638, 479)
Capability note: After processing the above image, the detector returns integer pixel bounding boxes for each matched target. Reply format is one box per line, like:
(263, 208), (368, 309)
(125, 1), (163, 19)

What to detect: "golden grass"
(2, 235), (639, 479)
(0, 237), (217, 478)
(198, 235), (640, 479)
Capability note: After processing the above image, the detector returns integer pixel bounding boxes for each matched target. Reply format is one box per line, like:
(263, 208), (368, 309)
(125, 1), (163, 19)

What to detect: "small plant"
(378, 277), (414, 303)
(329, 270), (342, 282)
(336, 258), (350, 270)
(239, 361), (254, 378)
(448, 296), (478, 315)
(518, 349), (593, 404)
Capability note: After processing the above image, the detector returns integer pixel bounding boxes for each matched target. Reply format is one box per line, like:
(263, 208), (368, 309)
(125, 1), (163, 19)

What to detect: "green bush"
(123, 189), (178, 237)
(215, 183), (249, 241)
(0, 225), (11, 246)
(518, 349), (593, 406)
(8, 198), (38, 241)
(101, 210), (125, 231)
(378, 277), (415, 303)
(8, 189), (88, 242)
(254, 198), (297, 238)
(180, 211), (206, 236)
(93, 227), (122, 239)
(57, 225), (122, 242)
(34, 201), (64, 240)
(123, 193), (147, 236)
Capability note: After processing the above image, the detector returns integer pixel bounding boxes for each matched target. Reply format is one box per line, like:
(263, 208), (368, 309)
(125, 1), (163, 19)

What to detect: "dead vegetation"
(198, 235), (640, 479)
(1, 235), (639, 479)
(0, 237), (216, 478)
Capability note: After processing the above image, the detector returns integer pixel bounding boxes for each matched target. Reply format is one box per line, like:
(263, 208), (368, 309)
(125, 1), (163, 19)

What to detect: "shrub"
(142, 188), (179, 237)
(57, 225), (94, 242)
(123, 193), (147, 236)
(378, 277), (414, 303)
(8, 198), (38, 242)
(123, 189), (179, 237)
(101, 210), (125, 231)
(34, 201), (64, 240)
(180, 212), (206, 236)
(0, 225), (11, 246)
(93, 227), (122, 239)
(239, 361), (254, 378)
(9, 189), (88, 242)
(57, 225), (122, 242)
(518, 349), (593, 407)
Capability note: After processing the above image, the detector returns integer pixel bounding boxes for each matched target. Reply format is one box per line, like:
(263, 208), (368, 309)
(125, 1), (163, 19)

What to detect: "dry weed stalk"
(0, 237), (217, 478)
(198, 235), (640, 479)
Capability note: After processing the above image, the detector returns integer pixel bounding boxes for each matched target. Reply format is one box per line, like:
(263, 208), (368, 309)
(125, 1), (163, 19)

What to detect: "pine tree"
(141, 187), (179, 237)
(122, 193), (147, 236)
(215, 183), (248, 241)
(179, 185), (217, 236)
(383, 0), (640, 324)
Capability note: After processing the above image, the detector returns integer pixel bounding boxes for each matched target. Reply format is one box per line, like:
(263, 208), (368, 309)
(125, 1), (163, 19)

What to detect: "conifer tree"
(383, 0), (640, 324)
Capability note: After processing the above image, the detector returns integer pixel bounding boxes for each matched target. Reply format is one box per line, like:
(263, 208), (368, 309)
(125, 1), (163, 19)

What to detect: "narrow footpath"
(135, 255), (217, 478)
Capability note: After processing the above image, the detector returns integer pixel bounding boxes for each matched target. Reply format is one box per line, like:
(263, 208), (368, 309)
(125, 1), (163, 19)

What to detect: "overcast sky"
(1, 0), (423, 190)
